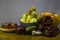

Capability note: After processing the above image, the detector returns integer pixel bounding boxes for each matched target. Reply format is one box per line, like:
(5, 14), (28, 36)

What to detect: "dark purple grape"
(43, 26), (59, 37)
(43, 26), (49, 30)
(51, 27), (59, 36)
(38, 24), (44, 31)
(42, 22), (52, 26)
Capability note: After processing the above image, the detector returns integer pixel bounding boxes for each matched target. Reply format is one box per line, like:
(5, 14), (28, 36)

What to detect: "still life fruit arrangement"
(0, 6), (60, 37)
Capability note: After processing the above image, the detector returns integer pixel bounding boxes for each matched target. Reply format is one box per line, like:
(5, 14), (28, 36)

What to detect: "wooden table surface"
(0, 32), (60, 40)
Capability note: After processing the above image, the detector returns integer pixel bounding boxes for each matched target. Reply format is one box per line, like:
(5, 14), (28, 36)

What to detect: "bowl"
(20, 21), (38, 28)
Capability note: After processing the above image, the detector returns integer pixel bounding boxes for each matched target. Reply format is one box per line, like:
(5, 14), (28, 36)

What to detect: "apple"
(30, 18), (37, 23)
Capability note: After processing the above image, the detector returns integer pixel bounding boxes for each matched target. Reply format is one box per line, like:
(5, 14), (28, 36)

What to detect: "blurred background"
(0, 0), (60, 25)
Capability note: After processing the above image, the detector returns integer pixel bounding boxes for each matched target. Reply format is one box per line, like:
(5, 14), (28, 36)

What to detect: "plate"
(0, 27), (16, 32)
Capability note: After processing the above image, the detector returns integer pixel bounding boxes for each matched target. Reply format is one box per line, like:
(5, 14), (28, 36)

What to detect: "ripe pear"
(29, 6), (36, 12)
(26, 10), (31, 15)
(20, 18), (26, 23)
(22, 13), (27, 19)
(32, 6), (36, 11)
(31, 11), (38, 18)
(30, 18), (37, 23)
(37, 15), (41, 21)
(26, 15), (32, 23)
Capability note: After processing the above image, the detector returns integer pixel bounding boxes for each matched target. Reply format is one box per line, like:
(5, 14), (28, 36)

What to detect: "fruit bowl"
(20, 21), (38, 28)
(0, 27), (16, 32)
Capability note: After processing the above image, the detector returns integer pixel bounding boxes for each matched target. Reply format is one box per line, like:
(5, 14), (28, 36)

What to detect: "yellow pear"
(31, 11), (38, 18)
(20, 18), (26, 23)
(29, 6), (36, 11)
(31, 6), (36, 10)
(22, 13), (27, 19)
(26, 10), (31, 15)
(30, 18), (37, 23)
(37, 13), (42, 21)
(26, 15), (32, 23)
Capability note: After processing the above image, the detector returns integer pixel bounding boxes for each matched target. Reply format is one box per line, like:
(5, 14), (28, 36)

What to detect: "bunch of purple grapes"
(38, 16), (59, 37)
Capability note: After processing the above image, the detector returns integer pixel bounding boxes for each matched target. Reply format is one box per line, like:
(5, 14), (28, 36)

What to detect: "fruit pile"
(1, 22), (17, 29)
(0, 6), (60, 37)
(19, 6), (60, 37)
(37, 12), (59, 37)
(0, 22), (17, 32)
(20, 6), (38, 34)
(20, 6), (38, 23)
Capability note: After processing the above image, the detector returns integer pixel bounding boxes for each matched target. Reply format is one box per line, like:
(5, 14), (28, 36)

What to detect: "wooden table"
(0, 32), (60, 40)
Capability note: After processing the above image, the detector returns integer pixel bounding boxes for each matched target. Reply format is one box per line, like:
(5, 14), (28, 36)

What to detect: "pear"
(29, 6), (36, 12)
(26, 15), (32, 23)
(37, 13), (43, 21)
(22, 13), (27, 19)
(26, 9), (31, 15)
(30, 18), (37, 23)
(31, 6), (36, 11)
(20, 18), (26, 23)
(31, 11), (38, 18)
